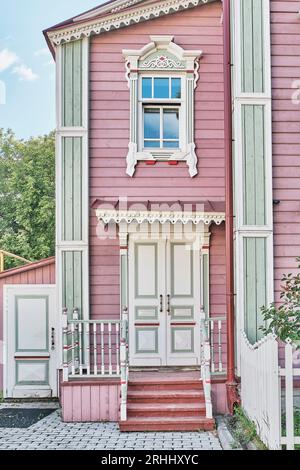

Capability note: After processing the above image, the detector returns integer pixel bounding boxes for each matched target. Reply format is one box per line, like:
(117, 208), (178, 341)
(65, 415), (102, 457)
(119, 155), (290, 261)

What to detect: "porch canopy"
(93, 199), (225, 226)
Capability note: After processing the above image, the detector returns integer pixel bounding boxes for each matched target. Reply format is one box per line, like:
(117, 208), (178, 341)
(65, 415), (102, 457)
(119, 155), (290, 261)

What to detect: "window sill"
(126, 142), (198, 178)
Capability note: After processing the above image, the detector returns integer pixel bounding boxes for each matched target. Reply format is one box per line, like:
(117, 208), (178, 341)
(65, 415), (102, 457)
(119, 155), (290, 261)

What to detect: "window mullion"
(160, 107), (163, 148)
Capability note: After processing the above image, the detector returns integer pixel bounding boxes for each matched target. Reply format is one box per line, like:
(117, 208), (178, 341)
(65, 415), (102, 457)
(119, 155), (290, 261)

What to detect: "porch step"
(119, 416), (215, 432)
(119, 371), (214, 432)
(127, 402), (206, 417)
(127, 389), (205, 403)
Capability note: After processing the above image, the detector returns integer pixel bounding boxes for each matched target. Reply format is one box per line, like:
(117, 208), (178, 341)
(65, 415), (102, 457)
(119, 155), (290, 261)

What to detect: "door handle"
(167, 295), (171, 315)
(51, 327), (55, 350)
(160, 295), (163, 313)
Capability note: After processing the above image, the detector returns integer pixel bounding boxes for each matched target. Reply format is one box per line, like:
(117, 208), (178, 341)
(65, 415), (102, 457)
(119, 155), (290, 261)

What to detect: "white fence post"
(284, 340), (295, 450)
(240, 332), (281, 450)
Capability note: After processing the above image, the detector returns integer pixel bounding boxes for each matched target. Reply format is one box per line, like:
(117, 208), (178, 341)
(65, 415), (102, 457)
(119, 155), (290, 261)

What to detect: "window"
(141, 77), (181, 150)
(123, 36), (202, 177)
(144, 107), (180, 149)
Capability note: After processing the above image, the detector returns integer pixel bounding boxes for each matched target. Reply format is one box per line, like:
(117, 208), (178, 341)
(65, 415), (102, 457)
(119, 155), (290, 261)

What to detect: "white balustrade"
(207, 316), (226, 375)
(62, 309), (127, 379)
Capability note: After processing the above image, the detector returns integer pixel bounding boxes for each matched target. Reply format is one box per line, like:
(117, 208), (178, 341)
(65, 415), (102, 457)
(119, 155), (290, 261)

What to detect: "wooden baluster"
(210, 320), (215, 373)
(70, 321), (76, 376)
(86, 322), (90, 375)
(218, 320), (222, 372)
(108, 323), (112, 375)
(120, 307), (128, 421)
(116, 322), (120, 375)
(72, 308), (79, 373)
(62, 308), (69, 381)
(78, 322), (83, 375)
(93, 322), (97, 376)
(101, 322), (105, 375)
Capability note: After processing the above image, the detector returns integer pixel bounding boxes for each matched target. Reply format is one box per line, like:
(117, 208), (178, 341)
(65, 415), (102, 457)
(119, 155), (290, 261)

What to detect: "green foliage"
(260, 258), (300, 344)
(282, 409), (300, 437)
(0, 128), (55, 269)
(229, 405), (267, 450)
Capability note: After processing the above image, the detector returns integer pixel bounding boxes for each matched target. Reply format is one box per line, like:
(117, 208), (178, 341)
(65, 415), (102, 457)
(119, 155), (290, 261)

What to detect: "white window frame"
(123, 36), (202, 177)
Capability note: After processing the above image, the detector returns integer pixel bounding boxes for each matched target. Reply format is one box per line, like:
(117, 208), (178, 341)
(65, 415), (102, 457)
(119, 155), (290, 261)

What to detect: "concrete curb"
(216, 415), (243, 450)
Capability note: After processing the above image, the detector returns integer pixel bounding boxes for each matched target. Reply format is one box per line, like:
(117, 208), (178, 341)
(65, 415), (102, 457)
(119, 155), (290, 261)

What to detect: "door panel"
(167, 241), (201, 365)
(129, 240), (166, 366)
(5, 286), (57, 398)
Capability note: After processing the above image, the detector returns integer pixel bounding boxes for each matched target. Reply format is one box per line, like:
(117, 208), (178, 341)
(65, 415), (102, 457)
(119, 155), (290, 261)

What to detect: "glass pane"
(142, 78), (152, 98)
(163, 141), (180, 148)
(163, 109), (179, 139)
(154, 78), (169, 98)
(144, 141), (160, 148)
(171, 78), (181, 99)
(144, 108), (160, 139)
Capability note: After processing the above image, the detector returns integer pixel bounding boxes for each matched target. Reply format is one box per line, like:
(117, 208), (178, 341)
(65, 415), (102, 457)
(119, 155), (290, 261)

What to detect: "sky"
(0, 0), (104, 139)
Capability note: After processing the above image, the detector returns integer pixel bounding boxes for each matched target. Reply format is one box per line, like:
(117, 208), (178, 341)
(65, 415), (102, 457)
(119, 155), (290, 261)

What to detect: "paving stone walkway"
(0, 406), (222, 450)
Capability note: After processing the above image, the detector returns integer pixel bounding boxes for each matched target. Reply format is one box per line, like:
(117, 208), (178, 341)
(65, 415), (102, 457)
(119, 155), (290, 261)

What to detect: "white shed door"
(5, 285), (57, 398)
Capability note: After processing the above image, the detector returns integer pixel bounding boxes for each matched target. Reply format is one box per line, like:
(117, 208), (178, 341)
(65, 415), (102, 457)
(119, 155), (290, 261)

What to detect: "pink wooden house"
(0, 0), (299, 433)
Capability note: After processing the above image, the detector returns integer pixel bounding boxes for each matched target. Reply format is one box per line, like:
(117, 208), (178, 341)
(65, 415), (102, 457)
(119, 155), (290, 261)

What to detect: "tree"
(260, 258), (300, 345)
(0, 129), (55, 269)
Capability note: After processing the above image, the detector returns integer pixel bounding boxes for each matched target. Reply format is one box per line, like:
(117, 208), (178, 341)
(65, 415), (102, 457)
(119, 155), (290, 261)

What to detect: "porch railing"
(200, 310), (213, 419)
(62, 307), (129, 420)
(207, 316), (227, 375)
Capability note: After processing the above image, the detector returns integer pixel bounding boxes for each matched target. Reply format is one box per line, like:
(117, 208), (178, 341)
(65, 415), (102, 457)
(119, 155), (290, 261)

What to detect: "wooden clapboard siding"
(89, 2), (226, 327)
(61, 381), (120, 422)
(271, 0), (300, 299)
(0, 258), (55, 391)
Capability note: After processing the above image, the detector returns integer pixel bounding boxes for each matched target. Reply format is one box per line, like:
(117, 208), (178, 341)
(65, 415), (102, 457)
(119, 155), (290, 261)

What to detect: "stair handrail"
(200, 308), (213, 419)
(120, 306), (129, 421)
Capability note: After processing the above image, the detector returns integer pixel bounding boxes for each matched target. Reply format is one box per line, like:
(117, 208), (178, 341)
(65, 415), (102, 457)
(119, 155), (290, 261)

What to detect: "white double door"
(129, 235), (201, 366)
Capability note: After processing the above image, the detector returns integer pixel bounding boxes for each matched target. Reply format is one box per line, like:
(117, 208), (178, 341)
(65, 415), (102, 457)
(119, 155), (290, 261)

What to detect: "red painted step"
(119, 371), (215, 432)
(119, 416), (215, 432)
(127, 389), (205, 403)
(127, 402), (206, 418)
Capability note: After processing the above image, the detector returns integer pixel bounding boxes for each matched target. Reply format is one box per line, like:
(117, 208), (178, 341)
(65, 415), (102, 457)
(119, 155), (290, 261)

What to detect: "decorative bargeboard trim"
(96, 209), (225, 225)
(47, 0), (216, 46)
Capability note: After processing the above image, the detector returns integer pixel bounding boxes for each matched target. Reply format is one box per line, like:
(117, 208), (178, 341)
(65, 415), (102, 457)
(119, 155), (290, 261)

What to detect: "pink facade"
(88, 2), (227, 412)
(89, 2), (226, 314)
(271, 0), (300, 302)
(0, 258), (55, 390)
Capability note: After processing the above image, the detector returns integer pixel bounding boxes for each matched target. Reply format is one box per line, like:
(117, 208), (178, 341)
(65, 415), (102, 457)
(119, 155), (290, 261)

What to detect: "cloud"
(43, 60), (55, 67)
(34, 48), (50, 57)
(13, 64), (38, 82)
(0, 49), (19, 72)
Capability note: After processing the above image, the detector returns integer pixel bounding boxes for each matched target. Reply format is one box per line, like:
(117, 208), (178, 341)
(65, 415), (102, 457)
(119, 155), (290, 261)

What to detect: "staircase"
(119, 371), (215, 432)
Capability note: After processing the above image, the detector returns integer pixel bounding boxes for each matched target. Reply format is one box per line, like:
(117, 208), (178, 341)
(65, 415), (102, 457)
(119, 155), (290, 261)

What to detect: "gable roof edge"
(45, 0), (219, 51)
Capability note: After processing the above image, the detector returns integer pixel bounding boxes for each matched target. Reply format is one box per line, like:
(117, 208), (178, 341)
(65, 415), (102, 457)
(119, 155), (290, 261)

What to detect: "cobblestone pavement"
(0, 407), (222, 450)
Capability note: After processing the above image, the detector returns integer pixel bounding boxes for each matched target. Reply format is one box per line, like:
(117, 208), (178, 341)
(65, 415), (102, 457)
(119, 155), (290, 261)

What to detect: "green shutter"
(62, 41), (83, 127)
(244, 237), (267, 343)
(62, 251), (83, 318)
(62, 137), (83, 241)
(242, 105), (266, 226)
(241, 0), (264, 93)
